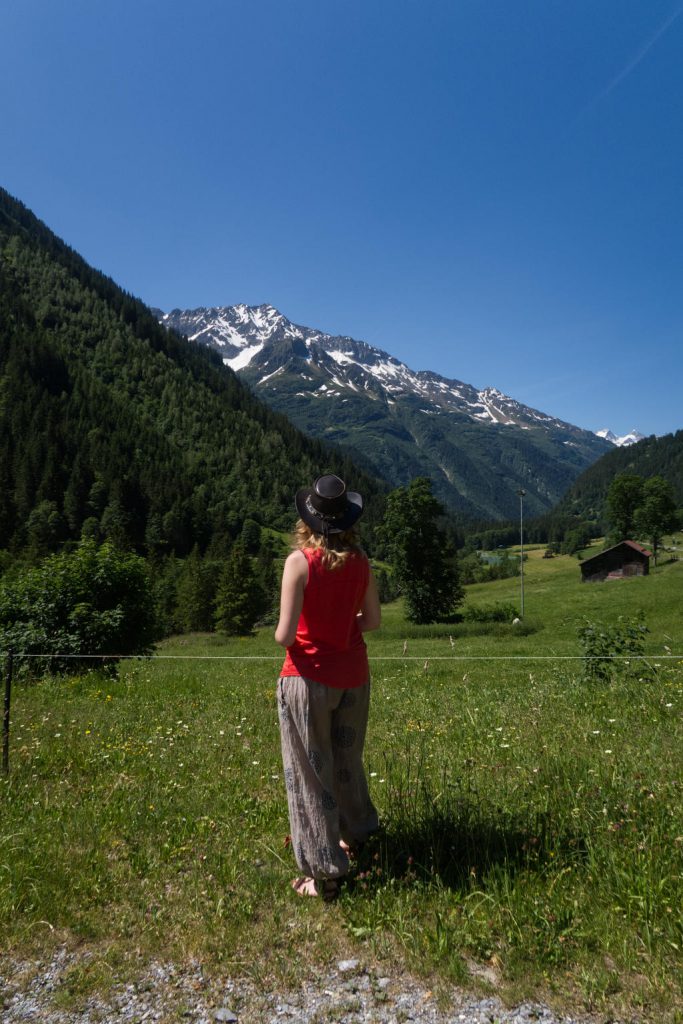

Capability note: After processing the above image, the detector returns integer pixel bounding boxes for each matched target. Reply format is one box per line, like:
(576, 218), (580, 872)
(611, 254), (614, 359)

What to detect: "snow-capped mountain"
(160, 304), (589, 434)
(158, 304), (300, 368)
(595, 428), (645, 448)
(156, 303), (612, 520)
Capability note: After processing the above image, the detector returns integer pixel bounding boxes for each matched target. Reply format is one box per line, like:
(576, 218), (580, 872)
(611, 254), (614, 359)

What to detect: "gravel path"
(0, 947), (616, 1024)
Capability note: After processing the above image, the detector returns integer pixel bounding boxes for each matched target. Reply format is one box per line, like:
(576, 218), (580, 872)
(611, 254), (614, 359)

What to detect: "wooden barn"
(580, 540), (652, 583)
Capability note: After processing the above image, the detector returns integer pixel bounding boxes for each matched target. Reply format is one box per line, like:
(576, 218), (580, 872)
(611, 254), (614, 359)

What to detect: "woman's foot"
(291, 876), (318, 896)
(291, 876), (342, 902)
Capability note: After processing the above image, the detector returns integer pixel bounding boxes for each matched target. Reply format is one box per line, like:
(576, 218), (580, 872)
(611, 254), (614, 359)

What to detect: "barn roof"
(581, 539), (652, 568)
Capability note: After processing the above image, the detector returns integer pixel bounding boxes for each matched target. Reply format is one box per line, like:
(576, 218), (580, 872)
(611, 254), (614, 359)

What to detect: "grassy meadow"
(1, 541), (682, 1021)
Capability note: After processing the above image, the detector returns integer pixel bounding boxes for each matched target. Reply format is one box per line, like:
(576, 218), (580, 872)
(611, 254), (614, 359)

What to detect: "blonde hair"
(293, 519), (362, 570)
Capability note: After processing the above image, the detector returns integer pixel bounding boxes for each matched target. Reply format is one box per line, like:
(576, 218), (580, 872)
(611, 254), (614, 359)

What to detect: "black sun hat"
(295, 475), (364, 535)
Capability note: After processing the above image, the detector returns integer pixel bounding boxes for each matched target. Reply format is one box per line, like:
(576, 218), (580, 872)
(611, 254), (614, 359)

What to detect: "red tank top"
(280, 547), (370, 688)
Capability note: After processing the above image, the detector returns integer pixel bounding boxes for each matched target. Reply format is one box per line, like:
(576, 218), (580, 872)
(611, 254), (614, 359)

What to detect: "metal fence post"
(2, 649), (13, 775)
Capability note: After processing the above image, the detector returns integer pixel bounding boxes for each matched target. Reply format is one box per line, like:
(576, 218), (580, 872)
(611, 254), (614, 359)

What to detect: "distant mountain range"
(596, 428), (645, 448)
(156, 303), (616, 521)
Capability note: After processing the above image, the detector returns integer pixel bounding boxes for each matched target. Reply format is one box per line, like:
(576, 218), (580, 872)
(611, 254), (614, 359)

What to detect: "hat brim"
(295, 488), (364, 534)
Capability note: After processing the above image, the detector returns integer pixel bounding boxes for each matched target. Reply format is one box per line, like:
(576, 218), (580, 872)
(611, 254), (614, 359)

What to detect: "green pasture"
(1, 544), (681, 1020)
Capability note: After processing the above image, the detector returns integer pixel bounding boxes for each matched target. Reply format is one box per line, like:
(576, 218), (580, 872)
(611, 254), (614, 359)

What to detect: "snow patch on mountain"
(227, 343), (264, 371)
(258, 366), (285, 385)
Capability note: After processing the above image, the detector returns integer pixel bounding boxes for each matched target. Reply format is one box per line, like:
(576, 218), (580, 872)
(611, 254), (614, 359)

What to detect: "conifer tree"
(152, 555), (184, 636)
(174, 546), (221, 633)
(100, 495), (131, 549)
(214, 544), (268, 635)
(255, 537), (279, 623)
(25, 500), (65, 560)
(240, 518), (262, 554)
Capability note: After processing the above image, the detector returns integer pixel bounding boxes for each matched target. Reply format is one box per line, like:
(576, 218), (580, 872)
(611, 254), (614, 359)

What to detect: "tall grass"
(1, 547), (681, 1020)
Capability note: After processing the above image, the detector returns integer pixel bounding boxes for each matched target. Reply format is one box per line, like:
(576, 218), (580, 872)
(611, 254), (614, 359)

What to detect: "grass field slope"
(1, 544), (681, 1021)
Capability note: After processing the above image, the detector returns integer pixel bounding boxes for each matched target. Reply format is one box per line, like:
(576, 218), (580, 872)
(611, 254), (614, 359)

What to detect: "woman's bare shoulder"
(285, 549), (309, 572)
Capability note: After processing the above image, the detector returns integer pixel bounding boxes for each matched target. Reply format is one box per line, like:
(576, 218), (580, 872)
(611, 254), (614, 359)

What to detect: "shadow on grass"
(351, 767), (587, 892)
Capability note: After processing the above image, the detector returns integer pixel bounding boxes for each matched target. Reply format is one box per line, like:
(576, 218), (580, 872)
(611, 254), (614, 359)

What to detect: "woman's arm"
(274, 550), (308, 647)
(357, 567), (381, 633)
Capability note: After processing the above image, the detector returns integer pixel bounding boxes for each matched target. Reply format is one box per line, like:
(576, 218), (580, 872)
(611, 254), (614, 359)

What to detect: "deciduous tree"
(0, 539), (159, 675)
(379, 477), (462, 624)
(634, 476), (680, 565)
(606, 473), (645, 541)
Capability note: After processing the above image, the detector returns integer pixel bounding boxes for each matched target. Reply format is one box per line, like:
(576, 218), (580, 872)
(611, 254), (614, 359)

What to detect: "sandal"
(291, 876), (343, 902)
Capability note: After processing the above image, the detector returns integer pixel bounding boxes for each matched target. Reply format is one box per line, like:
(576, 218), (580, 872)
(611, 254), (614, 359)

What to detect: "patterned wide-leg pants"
(277, 675), (379, 880)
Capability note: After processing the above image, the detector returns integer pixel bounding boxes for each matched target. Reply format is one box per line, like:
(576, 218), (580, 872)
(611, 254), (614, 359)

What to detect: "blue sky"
(3, 0), (682, 438)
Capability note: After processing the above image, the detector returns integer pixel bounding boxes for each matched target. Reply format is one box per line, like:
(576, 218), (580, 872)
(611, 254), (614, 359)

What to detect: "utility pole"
(517, 490), (526, 618)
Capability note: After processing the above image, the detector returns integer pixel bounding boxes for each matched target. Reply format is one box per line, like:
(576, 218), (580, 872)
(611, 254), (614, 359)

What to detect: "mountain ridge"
(157, 303), (613, 521)
(159, 303), (597, 435)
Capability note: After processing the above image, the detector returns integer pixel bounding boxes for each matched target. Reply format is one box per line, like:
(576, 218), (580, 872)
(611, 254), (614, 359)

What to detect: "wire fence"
(1, 652), (682, 661)
(3, 646), (681, 775)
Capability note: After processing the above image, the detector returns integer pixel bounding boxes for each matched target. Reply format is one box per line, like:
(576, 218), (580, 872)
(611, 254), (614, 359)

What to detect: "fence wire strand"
(1, 652), (681, 662)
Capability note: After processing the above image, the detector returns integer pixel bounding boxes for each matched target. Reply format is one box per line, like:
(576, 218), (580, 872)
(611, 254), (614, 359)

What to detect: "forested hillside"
(462, 430), (683, 552)
(542, 431), (683, 527)
(0, 188), (386, 565)
(517, 430), (683, 549)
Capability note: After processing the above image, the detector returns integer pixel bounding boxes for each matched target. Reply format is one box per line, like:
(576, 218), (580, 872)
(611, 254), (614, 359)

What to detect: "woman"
(275, 474), (381, 900)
